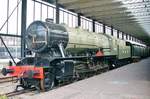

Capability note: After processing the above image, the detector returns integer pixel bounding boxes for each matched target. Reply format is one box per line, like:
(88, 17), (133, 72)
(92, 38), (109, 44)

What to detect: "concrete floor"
(17, 57), (150, 99)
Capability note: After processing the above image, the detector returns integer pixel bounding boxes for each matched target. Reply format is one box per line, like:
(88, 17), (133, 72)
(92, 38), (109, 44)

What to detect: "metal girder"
(97, 17), (134, 22)
(97, 16), (135, 21)
(94, 12), (150, 17)
(115, 25), (144, 31)
(95, 13), (149, 22)
(114, 25), (144, 33)
(91, 14), (134, 20)
(109, 19), (138, 22)
(89, 12), (131, 17)
(112, 23), (142, 29)
(98, 19), (137, 28)
(132, 13), (150, 17)
(123, 1), (150, 6)
(134, 16), (150, 18)
(58, 0), (113, 6)
(100, 20), (137, 25)
(136, 17), (150, 20)
(85, 10), (131, 18)
(109, 21), (138, 25)
(106, 21), (137, 25)
(0, 33), (21, 37)
(82, 7), (127, 16)
(58, 0), (79, 5)
(137, 18), (150, 21)
(139, 22), (150, 24)
(94, 13), (149, 22)
(75, 3), (126, 14)
(127, 5), (150, 10)
(111, 20), (150, 25)
(67, 0), (114, 6)
(129, 9), (150, 14)
(65, 0), (121, 10)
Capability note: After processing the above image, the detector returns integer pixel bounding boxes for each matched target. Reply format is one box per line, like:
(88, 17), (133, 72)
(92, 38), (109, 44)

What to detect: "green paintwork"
(64, 26), (116, 55)
(132, 45), (150, 58)
(117, 39), (131, 59)
(63, 25), (132, 59)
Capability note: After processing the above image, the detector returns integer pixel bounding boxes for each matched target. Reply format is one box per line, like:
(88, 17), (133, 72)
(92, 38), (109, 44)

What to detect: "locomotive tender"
(1, 20), (150, 91)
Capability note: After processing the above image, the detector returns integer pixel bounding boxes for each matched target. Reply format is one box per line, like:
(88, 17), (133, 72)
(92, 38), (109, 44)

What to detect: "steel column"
(21, 0), (27, 58)
(117, 30), (119, 38)
(122, 32), (124, 40)
(126, 34), (128, 40)
(129, 35), (131, 40)
(77, 13), (81, 26)
(103, 24), (106, 34)
(111, 26), (113, 36)
(92, 20), (95, 32)
(56, 0), (60, 24)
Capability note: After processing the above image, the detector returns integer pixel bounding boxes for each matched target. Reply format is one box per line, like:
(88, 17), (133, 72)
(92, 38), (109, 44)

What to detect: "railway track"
(0, 82), (68, 98)
(0, 76), (17, 84)
(0, 88), (35, 97)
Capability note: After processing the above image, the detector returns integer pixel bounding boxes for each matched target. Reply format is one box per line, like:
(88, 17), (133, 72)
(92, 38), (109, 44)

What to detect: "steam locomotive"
(1, 20), (150, 91)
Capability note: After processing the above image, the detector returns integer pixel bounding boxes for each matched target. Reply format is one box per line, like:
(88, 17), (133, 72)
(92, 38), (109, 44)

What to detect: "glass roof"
(119, 0), (150, 35)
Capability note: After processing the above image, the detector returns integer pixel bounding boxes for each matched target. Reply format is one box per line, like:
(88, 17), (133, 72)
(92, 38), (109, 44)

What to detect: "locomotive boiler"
(2, 20), (149, 91)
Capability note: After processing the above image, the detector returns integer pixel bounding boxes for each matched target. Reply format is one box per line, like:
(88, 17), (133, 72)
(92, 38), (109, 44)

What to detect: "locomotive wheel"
(20, 78), (31, 89)
(40, 69), (55, 91)
(40, 79), (45, 91)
